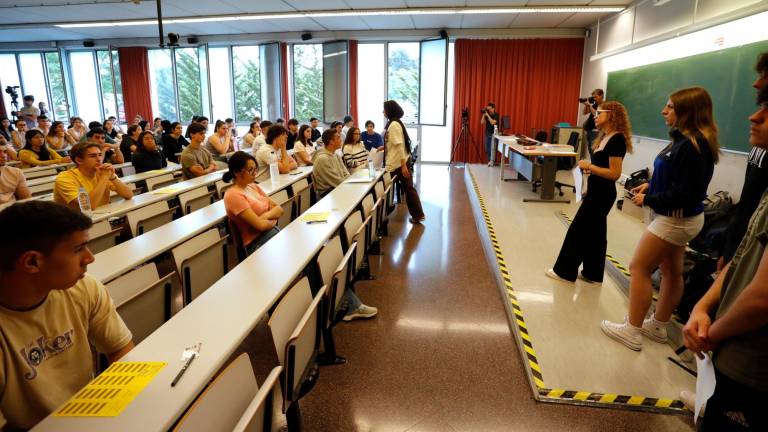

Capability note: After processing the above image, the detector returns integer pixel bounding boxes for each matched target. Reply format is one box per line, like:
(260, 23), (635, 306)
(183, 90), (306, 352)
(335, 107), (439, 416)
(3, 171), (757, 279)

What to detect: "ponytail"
(222, 171), (235, 183)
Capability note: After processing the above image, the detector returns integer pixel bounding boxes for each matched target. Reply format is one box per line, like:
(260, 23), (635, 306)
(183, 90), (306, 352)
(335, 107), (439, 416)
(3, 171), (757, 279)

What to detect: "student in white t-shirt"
(0, 201), (134, 430)
(293, 124), (314, 166)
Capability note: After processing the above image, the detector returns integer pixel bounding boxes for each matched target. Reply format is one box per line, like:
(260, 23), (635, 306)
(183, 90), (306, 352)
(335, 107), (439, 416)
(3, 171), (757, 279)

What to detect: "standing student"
(293, 125), (314, 166)
(0, 148), (30, 204)
(161, 122), (188, 164)
(682, 83), (768, 432)
(0, 201), (134, 430)
(132, 131), (168, 173)
(361, 120), (384, 152)
(254, 125), (297, 183)
(54, 143), (133, 210)
(205, 120), (234, 158)
(601, 87), (720, 351)
(384, 100), (425, 224)
(547, 101), (632, 283)
(223, 151), (283, 255)
(480, 102), (499, 166)
(180, 122), (218, 180)
(18, 130), (70, 168)
(342, 127), (368, 172)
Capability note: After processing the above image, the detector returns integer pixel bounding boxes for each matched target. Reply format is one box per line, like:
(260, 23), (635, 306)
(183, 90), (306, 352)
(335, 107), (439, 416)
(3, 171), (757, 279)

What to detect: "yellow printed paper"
(150, 184), (187, 195)
(54, 362), (166, 417)
(301, 212), (331, 223)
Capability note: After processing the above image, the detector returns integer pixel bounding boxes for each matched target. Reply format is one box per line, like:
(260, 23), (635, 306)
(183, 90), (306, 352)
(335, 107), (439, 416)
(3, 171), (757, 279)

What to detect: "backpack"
(675, 251), (718, 321)
(624, 168), (650, 191)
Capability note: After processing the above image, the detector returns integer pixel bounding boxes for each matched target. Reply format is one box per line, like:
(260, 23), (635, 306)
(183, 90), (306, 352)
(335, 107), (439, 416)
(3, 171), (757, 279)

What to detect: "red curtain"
(280, 43), (291, 119)
(348, 40), (358, 126)
(117, 47), (153, 122)
(451, 38), (584, 163)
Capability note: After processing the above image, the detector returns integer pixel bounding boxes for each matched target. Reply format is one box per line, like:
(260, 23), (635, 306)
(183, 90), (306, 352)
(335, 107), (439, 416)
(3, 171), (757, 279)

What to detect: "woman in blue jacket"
(602, 86), (720, 351)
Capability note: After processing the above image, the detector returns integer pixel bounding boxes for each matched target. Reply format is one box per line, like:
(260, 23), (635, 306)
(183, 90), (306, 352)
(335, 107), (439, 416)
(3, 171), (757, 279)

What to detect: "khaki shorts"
(647, 212), (704, 247)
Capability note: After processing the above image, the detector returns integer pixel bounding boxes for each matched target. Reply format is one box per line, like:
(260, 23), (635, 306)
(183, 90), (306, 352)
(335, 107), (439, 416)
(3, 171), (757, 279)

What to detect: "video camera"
(579, 96), (596, 104)
(461, 107), (469, 120)
(5, 85), (19, 101)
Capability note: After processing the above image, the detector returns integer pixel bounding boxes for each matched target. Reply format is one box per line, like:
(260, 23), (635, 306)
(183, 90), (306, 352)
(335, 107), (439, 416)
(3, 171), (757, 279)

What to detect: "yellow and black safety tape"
(467, 168), (685, 413)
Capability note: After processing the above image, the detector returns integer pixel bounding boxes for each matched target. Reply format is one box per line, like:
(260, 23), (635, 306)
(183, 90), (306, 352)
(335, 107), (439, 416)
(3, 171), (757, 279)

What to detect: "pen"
(307, 220), (328, 224)
(171, 353), (197, 387)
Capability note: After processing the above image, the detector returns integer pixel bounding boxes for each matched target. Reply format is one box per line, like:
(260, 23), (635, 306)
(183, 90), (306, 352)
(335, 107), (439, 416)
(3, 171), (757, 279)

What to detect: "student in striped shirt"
(341, 127), (369, 172)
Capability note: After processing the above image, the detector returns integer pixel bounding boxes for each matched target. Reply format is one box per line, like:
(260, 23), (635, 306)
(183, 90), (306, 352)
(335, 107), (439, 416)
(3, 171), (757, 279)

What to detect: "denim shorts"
(647, 212), (704, 247)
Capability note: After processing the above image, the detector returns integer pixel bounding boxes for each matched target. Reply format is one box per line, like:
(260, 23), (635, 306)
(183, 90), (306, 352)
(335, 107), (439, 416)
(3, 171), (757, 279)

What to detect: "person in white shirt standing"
(384, 100), (425, 224)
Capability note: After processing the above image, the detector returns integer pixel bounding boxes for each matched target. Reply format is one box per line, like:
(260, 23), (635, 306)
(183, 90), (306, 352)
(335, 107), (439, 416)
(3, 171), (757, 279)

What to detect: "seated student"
(0, 201), (134, 430)
(309, 117), (322, 142)
(340, 115), (354, 143)
(361, 120), (384, 152)
(152, 117), (163, 138)
(46, 121), (77, 151)
(275, 118), (285, 127)
(54, 143), (133, 210)
(0, 148), (30, 204)
(253, 120), (271, 149)
(0, 116), (13, 143)
(242, 121), (262, 149)
(342, 127), (369, 172)
(254, 125), (297, 183)
(87, 127), (124, 164)
(223, 151), (283, 255)
(225, 118), (238, 139)
(311, 129), (350, 197)
(293, 124), (314, 166)
(120, 124), (141, 162)
(79, 122), (117, 145)
(180, 122), (218, 180)
(104, 117), (121, 138)
(205, 120), (234, 158)
(132, 131), (168, 173)
(67, 117), (87, 142)
(286, 118), (299, 150)
(11, 119), (27, 151)
(19, 130), (70, 168)
(0, 134), (18, 161)
(161, 122), (188, 164)
(184, 116), (199, 139)
(35, 115), (50, 136)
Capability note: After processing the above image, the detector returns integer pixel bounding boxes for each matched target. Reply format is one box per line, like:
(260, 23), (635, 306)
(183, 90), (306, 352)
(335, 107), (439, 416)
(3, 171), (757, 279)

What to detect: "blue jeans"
(485, 134), (494, 163)
(340, 288), (363, 312)
(245, 226), (280, 256)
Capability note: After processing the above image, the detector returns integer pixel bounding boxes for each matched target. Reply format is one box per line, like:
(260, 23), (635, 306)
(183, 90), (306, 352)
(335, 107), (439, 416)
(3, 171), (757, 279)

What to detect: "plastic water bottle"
(368, 160), (375, 178)
(269, 151), (279, 181)
(77, 187), (92, 213)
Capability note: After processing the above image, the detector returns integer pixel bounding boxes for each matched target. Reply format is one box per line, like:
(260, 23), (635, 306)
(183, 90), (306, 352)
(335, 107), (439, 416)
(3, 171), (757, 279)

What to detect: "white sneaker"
(577, 273), (602, 285)
(640, 316), (668, 343)
(680, 390), (704, 416)
(544, 268), (573, 284)
(343, 304), (378, 321)
(487, 161), (494, 167)
(600, 317), (642, 351)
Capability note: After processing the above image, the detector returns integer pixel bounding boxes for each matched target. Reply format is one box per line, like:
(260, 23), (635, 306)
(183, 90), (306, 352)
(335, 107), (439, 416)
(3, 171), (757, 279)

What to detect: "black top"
(583, 101), (599, 131)
(106, 129), (118, 140)
(484, 111), (499, 136)
(132, 149), (167, 173)
(587, 133), (627, 198)
(287, 131), (298, 151)
(311, 128), (321, 142)
(120, 136), (137, 162)
(722, 147), (768, 261)
(162, 134), (189, 164)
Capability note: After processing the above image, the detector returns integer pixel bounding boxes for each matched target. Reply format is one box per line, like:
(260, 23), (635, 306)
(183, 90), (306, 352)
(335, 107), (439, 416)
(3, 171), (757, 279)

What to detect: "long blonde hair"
(593, 100), (633, 154)
(669, 86), (720, 164)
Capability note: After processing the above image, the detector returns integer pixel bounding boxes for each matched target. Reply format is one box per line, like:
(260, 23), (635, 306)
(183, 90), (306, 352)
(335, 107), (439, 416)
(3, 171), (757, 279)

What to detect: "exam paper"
(695, 353), (717, 423)
(572, 167), (583, 203)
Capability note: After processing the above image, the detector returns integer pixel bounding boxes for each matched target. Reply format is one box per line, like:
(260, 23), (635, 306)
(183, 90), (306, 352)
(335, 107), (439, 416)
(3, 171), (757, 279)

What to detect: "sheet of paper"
(695, 353), (717, 423)
(346, 178), (374, 183)
(571, 167), (583, 203)
(54, 362), (166, 417)
(150, 184), (187, 195)
(301, 212), (331, 223)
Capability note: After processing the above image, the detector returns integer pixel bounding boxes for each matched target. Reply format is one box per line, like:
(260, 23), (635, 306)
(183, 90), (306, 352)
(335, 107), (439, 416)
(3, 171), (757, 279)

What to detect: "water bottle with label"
(269, 151), (279, 182)
(368, 160), (375, 178)
(77, 187), (92, 213)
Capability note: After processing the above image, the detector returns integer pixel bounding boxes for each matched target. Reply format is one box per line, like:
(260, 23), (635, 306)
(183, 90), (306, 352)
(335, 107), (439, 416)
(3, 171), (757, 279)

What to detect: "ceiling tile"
(360, 15), (415, 30)
(557, 12), (604, 27)
(259, 17), (326, 32)
(311, 17), (371, 30)
(284, 0), (351, 10)
(0, 28), (87, 42)
(509, 12), (573, 27)
(460, 14), (517, 28)
(410, 14), (464, 29)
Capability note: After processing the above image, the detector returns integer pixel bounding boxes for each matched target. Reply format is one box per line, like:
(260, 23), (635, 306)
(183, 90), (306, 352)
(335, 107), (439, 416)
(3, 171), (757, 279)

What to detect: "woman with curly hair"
(546, 100), (633, 284)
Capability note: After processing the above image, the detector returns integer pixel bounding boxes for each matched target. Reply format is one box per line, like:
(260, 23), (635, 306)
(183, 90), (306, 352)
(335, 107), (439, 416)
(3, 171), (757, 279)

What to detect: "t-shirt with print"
(53, 168), (114, 209)
(0, 275), (132, 430)
(0, 166), (26, 205)
(180, 145), (214, 179)
(224, 184), (272, 247)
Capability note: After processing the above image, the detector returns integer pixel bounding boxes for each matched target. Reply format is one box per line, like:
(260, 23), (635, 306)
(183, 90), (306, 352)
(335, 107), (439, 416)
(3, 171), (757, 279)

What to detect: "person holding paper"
(546, 101), (631, 284)
(0, 201), (134, 430)
(682, 84), (768, 432)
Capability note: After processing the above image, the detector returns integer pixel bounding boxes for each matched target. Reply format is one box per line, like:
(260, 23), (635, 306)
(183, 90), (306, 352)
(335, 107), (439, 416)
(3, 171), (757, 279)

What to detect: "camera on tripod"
(5, 86), (20, 118)
(461, 107), (469, 120)
(579, 96), (596, 104)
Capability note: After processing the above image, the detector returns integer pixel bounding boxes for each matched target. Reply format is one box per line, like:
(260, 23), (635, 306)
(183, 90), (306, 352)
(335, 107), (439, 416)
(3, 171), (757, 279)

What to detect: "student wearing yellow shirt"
(18, 129), (71, 168)
(53, 143), (133, 210)
(0, 201), (134, 430)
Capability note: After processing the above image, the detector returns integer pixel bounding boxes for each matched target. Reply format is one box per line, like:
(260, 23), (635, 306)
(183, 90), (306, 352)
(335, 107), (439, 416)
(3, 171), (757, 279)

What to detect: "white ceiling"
(0, 0), (633, 43)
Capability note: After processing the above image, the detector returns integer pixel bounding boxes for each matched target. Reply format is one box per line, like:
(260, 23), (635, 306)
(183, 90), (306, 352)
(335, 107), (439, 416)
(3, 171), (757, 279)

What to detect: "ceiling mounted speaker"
(187, 36), (199, 44)
(439, 29), (448, 39)
(167, 33), (180, 46)
(301, 32), (312, 41)
(83, 40), (95, 47)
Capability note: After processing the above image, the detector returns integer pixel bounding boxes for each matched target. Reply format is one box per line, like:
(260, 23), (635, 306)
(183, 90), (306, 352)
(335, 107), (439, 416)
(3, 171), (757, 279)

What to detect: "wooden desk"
(33, 168), (380, 432)
(496, 134), (577, 203)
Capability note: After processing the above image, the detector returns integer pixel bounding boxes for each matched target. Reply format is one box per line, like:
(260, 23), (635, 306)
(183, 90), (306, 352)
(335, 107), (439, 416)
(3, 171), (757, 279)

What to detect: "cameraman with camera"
(581, 89), (604, 155)
(480, 102), (499, 166)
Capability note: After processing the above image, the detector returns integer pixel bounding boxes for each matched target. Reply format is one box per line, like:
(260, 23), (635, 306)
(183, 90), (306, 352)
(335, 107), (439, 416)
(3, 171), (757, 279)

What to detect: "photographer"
(480, 102), (499, 166)
(18, 95), (40, 130)
(581, 89), (604, 155)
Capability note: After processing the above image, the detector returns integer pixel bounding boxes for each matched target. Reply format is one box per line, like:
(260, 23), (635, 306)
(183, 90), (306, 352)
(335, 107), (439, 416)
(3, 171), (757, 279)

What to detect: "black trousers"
(390, 167), (425, 219)
(553, 190), (614, 282)
(701, 368), (768, 431)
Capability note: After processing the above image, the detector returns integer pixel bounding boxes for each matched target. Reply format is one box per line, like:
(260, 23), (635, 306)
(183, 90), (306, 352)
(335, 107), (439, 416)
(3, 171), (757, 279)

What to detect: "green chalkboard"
(607, 40), (768, 153)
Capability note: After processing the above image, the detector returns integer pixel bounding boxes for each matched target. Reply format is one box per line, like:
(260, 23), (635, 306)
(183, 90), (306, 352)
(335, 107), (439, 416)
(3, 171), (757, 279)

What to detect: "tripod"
(451, 115), (482, 167)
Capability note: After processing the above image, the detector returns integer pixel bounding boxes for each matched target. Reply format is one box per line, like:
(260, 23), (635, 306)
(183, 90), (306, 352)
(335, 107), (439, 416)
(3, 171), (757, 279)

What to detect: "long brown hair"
(669, 86), (720, 164)
(593, 101), (633, 154)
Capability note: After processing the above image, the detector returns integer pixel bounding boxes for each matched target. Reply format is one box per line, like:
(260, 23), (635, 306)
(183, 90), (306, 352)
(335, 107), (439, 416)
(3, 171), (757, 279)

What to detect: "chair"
(226, 218), (248, 263)
(145, 172), (177, 191)
(174, 353), (281, 432)
(179, 186), (214, 215)
(171, 228), (229, 305)
(316, 236), (356, 364)
(28, 180), (55, 196)
(267, 277), (325, 432)
(215, 179), (233, 199)
(554, 131), (582, 197)
(273, 189), (295, 229)
(105, 262), (160, 304)
(119, 165), (136, 177)
(25, 168), (57, 180)
(293, 178), (311, 215)
(342, 211), (373, 280)
(126, 201), (177, 237)
(114, 272), (175, 344)
(88, 219), (122, 254)
(360, 194), (380, 254)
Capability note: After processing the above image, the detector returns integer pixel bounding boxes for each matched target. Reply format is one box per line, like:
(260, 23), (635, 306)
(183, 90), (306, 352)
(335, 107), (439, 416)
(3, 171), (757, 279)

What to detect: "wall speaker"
(439, 29), (448, 39)
(83, 40), (95, 47)
(301, 32), (312, 41)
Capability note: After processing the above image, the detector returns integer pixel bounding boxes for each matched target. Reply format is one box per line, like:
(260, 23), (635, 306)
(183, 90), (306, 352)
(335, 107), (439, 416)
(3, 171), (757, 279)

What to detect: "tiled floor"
(292, 164), (694, 432)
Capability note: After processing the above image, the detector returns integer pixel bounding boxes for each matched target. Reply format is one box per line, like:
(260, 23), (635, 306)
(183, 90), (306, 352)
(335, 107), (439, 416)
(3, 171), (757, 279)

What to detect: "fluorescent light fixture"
(603, 10), (768, 72)
(54, 6), (624, 29)
(322, 51), (348, 59)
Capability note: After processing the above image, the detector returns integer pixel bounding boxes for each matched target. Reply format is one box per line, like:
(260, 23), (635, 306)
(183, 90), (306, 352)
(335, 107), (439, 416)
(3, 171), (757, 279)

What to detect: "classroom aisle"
(298, 164), (693, 432)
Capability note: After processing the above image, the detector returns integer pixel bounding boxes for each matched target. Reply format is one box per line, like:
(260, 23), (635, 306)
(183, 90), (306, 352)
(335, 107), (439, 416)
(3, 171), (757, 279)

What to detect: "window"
(45, 52), (69, 121)
(111, 50), (126, 123)
(420, 43), (455, 163)
(418, 38), (448, 126)
(322, 41), (348, 123)
(96, 50), (119, 121)
(69, 51), (102, 123)
(232, 45), (262, 123)
(357, 43), (386, 133)
(387, 42), (420, 124)
(209, 47), (233, 122)
(18, 54), (49, 117)
(293, 44), (323, 122)
(175, 48), (203, 123)
(148, 49), (177, 121)
(0, 54), (21, 117)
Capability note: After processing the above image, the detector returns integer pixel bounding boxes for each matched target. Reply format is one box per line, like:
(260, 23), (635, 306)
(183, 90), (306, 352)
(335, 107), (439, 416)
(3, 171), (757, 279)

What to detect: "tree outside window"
(232, 46), (262, 123)
(175, 48), (203, 123)
(388, 43), (420, 124)
(293, 44), (323, 122)
(44, 53), (69, 121)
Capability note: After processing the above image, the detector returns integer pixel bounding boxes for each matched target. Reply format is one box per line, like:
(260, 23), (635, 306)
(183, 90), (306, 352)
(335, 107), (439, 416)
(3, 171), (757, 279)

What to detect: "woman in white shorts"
(601, 86), (720, 351)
